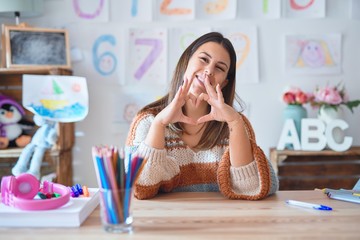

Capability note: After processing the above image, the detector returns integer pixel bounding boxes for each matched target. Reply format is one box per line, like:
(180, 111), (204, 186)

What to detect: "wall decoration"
(215, 27), (259, 84)
(283, 0), (325, 18)
(122, 0), (153, 21)
(127, 28), (168, 86)
(237, 0), (281, 19)
(285, 34), (342, 75)
(169, 27), (211, 76)
(69, 0), (109, 22)
(66, 23), (124, 86)
(92, 34), (118, 76)
(196, 0), (237, 19)
(154, 0), (195, 21)
(113, 89), (162, 124)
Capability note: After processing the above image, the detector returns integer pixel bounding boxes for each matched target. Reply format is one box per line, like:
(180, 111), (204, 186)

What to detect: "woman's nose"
(205, 69), (213, 77)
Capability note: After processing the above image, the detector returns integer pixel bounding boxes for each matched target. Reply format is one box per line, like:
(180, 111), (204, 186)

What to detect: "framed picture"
(1, 24), (71, 69)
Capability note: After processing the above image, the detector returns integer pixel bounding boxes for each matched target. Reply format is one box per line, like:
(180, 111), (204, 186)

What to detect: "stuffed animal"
(12, 115), (57, 179)
(0, 95), (33, 149)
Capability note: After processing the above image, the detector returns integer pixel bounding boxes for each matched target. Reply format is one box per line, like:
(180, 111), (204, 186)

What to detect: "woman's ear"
(220, 79), (229, 89)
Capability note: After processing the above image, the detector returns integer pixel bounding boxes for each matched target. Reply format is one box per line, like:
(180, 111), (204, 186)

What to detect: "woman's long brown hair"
(140, 32), (244, 149)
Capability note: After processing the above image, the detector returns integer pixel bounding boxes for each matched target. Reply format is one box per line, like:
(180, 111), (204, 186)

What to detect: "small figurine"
(0, 95), (33, 149)
(12, 115), (58, 179)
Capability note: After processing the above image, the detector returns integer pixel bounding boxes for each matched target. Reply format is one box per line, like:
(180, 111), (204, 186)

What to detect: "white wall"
(1, 0), (359, 187)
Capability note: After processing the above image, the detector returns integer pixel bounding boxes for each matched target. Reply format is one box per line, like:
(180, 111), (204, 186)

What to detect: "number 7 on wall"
(134, 38), (163, 80)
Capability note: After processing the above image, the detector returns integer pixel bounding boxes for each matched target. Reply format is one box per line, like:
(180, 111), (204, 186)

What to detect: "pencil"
(92, 145), (146, 224)
(103, 148), (123, 222)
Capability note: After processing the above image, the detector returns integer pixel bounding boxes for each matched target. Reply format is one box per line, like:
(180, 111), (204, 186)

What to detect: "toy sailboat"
(40, 79), (69, 110)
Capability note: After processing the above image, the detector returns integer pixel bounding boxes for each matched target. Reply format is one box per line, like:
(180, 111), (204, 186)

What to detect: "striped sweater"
(126, 109), (279, 200)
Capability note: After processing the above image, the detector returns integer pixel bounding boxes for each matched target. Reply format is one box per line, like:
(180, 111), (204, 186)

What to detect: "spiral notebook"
(0, 188), (100, 227)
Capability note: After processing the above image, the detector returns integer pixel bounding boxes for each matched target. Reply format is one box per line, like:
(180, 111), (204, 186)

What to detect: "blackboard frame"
(1, 24), (71, 69)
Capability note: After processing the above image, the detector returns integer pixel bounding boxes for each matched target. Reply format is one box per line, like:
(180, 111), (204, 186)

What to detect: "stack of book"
(0, 188), (99, 227)
(323, 179), (360, 204)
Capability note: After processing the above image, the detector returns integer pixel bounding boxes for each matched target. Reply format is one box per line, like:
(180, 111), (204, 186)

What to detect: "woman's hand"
(155, 77), (197, 126)
(197, 77), (240, 124)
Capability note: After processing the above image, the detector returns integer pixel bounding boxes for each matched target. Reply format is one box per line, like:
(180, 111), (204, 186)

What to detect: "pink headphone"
(1, 173), (70, 210)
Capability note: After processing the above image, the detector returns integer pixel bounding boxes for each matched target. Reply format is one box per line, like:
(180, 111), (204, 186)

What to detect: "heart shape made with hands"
(184, 92), (220, 125)
(173, 75), (231, 126)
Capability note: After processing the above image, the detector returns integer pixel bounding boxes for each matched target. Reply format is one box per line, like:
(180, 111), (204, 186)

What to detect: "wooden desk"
(270, 146), (360, 190)
(1, 191), (359, 239)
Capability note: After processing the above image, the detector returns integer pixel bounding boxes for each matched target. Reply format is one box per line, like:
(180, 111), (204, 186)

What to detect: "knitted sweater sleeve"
(125, 112), (181, 199)
(217, 114), (279, 200)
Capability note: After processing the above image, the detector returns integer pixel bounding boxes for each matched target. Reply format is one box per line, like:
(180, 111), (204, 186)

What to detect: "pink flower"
(314, 86), (342, 105)
(282, 87), (308, 105)
(310, 83), (360, 113)
(295, 91), (308, 104)
(283, 92), (296, 104)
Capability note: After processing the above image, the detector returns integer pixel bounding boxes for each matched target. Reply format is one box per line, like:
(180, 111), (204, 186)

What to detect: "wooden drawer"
(278, 157), (360, 190)
(270, 147), (360, 190)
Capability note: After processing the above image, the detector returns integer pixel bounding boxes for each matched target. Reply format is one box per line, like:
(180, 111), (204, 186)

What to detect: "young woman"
(126, 32), (278, 200)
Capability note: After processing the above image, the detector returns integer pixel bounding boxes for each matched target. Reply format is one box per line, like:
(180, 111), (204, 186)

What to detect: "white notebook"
(0, 188), (99, 227)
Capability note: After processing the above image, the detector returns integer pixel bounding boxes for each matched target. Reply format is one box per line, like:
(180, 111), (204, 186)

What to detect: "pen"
(286, 199), (332, 211)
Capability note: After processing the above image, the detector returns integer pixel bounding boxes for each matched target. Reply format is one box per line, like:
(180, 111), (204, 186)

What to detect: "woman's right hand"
(155, 77), (197, 126)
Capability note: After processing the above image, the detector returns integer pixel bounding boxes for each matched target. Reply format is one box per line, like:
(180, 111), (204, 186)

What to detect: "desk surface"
(1, 190), (359, 239)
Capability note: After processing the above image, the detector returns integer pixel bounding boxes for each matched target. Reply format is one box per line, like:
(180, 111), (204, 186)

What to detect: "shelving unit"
(270, 146), (360, 190)
(0, 67), (74, 186)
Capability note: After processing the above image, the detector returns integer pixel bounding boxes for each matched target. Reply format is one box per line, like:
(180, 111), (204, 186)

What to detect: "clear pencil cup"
(99, 188), (134, 233)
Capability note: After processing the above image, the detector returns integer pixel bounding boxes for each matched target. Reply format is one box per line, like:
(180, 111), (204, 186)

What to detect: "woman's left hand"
(196, 77), (240, 124)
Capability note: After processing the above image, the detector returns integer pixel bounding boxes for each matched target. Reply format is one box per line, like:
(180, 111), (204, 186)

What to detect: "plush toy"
(12, 115), (57, 179)
(0, 95), (33, 149)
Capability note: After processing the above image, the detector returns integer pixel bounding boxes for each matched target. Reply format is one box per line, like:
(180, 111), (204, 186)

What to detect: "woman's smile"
(195, 74), (206, 88)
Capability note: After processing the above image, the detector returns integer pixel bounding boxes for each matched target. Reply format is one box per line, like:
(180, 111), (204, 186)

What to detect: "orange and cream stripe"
(126, 110), (278, 200)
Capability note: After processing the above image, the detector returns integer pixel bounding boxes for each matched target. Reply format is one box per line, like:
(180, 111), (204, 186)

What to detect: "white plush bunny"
(12, 115), (57, 179)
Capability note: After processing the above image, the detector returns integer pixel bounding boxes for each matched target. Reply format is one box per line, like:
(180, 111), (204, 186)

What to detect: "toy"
(0, 95), (33, 149)
(12, 115), (57, 179)
(12, 75), (89, 180)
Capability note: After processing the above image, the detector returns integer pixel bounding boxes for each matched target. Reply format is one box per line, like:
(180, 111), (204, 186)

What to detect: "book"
(323, 179), (360, 204)
(0, 188), (100, 227)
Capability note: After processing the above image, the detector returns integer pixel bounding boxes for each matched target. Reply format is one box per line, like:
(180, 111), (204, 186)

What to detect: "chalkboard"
(1, 24), (71, 69)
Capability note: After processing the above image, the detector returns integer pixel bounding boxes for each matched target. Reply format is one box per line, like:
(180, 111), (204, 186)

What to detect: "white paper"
(283, 0), (326, 18)
(66, 0), (110, 22)
(284, 34), (342, 75)
(154, 0), (195, 21)
(169, 27), (212, 76)
(196, 0), (237, 20)
(121, 0), (153, 22)
(127, 28), (168, 86)
(215, 26), (260, 84)
(22, 75), (89, 122)
(237, 0), (281, 19)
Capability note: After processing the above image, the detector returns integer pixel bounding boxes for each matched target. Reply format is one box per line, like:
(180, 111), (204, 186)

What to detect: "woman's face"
(184, 41), (230, 97)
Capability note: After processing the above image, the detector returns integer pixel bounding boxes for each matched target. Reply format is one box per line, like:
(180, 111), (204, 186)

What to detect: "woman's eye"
(216, 66), (225, 72)
(200, 57), (208, 63)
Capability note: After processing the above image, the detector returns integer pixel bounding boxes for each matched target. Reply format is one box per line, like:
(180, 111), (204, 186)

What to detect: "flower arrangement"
(282, 87), (309, 106)
(309, 83), (360, 113)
